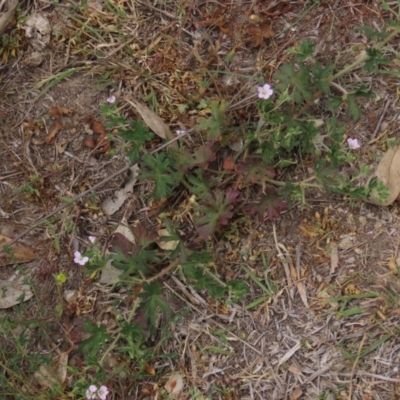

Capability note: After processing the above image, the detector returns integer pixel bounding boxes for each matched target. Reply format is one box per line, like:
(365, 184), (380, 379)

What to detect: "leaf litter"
(1, 0), (400, 399)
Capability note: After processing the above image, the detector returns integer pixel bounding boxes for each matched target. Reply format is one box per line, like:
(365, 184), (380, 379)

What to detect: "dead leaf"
(330, 242), (338, 274)
(157, 228), (179, 250)
(145, 364), (155, 375)
(0, 0), (18, 36)
(100, 217), (136, 284)
(223, 157), (236, 171)
(90, 120), (107, 136)
(290, 387), (303, 400)
(33, 352), (69, 388)
(124, 98), (177, 147)
(23, 14), (51, 50)
(367, 145), (400, 206)
(101, 164), (139, 215)
(246, 19), (275, 47)
(49, 106), (73, 120)
(0, 234), (37, 266)
(299, 224), (321, 239)
(0, 279), (34, 308)
(44, 122), (62, 144)
(82, 120), (110, 155)
(164, 373), (184, 396)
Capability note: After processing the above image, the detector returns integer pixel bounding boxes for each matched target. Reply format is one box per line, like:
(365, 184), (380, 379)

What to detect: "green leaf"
(78, 321), (110, 360)
(140, 153), (179, 198)
(364, 47), (389, 72)
(287, 40), (314, 62)
(139, 282), (173, 333)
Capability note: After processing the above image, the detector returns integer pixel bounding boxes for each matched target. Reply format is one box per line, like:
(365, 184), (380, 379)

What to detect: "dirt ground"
(2, 0), (400, 399)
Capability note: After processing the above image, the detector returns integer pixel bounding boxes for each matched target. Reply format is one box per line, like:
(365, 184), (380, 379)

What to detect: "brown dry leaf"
(90, 120), (107, 136)
(44, 122), (62, 144)
(0, 234), (37, 266)
(0, 0), (18, 36)
(124, 98), (177, 146)
(164, 373), (184, 396)
(145, 364), (156, 375)
(246, 20), (275, 47)
(49, 106), (73, 120)
(86, 120), (110, 154)
(223, 157), (236, 171)
(388, 257), (397, 273)
(290, 387), (303, 400)
(299, 224), (321, 239)
(367, 145), (400, 206)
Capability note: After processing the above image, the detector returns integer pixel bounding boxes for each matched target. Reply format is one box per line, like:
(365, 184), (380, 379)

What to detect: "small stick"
(371, 95), (390, 140)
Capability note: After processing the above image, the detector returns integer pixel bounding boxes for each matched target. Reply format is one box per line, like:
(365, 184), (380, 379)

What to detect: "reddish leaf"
(193, 143), (216, 169)
(237, 157), (275, 184)
(133, 223), (159, 248)
(223, 156), (236, 170)
(109, 232), (135, 257)
(245, 186), (286, 222)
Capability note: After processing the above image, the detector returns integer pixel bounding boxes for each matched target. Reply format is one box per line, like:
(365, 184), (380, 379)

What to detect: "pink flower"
(347, 138), (361, 150)
(86, 385), (98, 400)
(88, 236), (96, 243)
(97, 386), (109, 400)
(257, 83), (273, 100)
(74, 251), (89, 266)
(106, 95), (116, 104)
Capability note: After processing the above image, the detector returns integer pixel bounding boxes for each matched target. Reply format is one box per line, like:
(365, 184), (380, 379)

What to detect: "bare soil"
(2, 0), (400, 399)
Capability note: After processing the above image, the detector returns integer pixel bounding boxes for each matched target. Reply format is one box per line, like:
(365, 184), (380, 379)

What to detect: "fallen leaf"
(157, 228), (179, 251)
(23, 14), (51, 50)
(0, 279), (34, 308)
(33, 351), (69, 388)
(90, 120), (107, 136)
(367, 145), (400, 206)
(246, 19), (275, 47)
(101, 164), (139, 215)
(49, 107), (73, 120)
(223, 157), (236, 171)
(83, 120), (110, 155)
(125, 98), (177, 146)
(100, 217), (136, 284)
(290, 387), (303, 400)
(330, 242), (338, 274)
(0, 0), (18, 36)
(0, 234), (37, 266)
(145, 364), (156, 375)
(164, 373), (184, 395)
(44, 122), (62, 144)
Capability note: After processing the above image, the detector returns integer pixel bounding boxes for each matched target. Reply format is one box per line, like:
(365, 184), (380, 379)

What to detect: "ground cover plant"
(2, 0), (400, 399)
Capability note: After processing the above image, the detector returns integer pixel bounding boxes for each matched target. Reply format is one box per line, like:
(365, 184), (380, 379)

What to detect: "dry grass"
(1, 0), (400, 399)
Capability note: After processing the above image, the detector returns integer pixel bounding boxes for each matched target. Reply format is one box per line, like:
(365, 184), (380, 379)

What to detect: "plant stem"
(330, 26), (400, 81)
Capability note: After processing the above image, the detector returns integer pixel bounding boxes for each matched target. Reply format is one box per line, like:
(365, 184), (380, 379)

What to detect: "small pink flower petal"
(74, 251), (89, 266)
(97, 386), (109, 400)
(257, 83), (273, 100)
(347, 138), (361, 150)
(106, 95), (116, 104)
(88, 236), (96, 243)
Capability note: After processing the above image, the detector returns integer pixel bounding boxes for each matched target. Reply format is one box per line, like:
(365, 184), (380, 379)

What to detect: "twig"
(348, 333), (366, 400)
(371, 95), (390, 140)
(1, 132), (188, 252)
